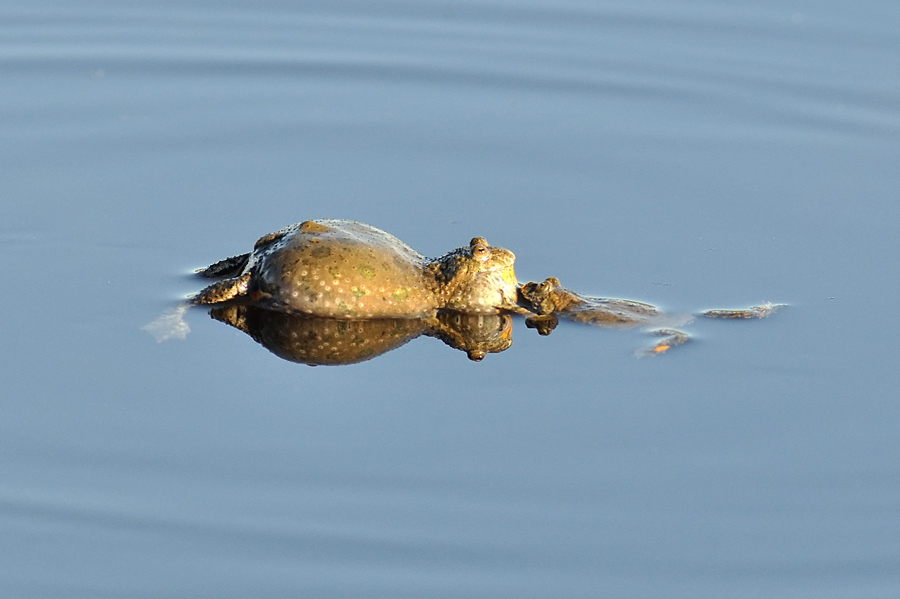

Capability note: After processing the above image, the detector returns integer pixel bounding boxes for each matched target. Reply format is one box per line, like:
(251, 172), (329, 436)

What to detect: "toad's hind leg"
(192, 273), (251, 305)
(639, 328), (690, 357)
(196, 228), (288, 278)
(197, 253), (251, 278)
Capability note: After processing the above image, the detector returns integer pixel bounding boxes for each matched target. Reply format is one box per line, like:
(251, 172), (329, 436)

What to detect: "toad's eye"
(472, 244), (489, 260)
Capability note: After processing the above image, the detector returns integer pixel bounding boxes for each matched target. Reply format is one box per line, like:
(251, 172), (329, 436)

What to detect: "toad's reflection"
(208, 304), (513, 366)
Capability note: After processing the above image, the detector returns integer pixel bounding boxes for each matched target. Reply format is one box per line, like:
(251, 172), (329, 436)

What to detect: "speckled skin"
(195, 220), (521, 318)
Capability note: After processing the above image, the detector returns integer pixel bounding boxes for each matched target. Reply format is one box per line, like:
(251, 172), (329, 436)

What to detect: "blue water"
(2, 1), (899, 597)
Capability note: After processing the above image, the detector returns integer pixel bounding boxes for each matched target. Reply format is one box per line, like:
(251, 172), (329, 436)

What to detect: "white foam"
(141, 304), (191, 342)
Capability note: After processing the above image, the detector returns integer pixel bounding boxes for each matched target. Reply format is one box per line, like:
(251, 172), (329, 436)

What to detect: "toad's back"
(250, 219), (439, 318)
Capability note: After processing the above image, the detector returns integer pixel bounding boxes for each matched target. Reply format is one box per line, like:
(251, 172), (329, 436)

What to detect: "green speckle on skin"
(358, 265), (376, 279)
(328, 266), (341, 278)
(392, 288), (410, 303)
(311, 246), (332, 258)
(351, 287), (367, 299)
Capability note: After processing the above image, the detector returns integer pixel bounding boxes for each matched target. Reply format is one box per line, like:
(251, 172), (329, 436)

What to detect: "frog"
(193, 219), (524, 319)
(519, 276), (782, 354)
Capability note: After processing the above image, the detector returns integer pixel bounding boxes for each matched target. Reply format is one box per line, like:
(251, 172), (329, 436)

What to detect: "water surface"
(2, 1), (899, 597)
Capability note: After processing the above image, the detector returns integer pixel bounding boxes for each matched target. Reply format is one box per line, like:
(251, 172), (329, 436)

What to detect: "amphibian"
(194, 219), (523, 319)
(519, 276), (782, 353)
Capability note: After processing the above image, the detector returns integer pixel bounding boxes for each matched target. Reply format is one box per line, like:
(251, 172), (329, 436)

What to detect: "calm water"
(3, 0), (899, 596)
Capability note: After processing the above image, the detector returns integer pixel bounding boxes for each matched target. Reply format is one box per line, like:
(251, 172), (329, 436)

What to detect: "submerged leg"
(639, 328), (690, 356)
(702, 303), (784, 319)
(192, 273), (251, 305)
(197, 253), (251, 278)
